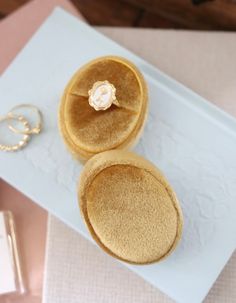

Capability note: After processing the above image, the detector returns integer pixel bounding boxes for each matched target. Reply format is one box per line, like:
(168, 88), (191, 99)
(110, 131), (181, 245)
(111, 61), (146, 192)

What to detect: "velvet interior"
(79, 151), (183, 264)
(59, 57), (148, 159)
(65, 94), (139, 152)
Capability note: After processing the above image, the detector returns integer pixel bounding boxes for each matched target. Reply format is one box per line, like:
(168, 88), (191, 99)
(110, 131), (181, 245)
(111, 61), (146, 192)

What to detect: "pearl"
(89, 81), (116, 111)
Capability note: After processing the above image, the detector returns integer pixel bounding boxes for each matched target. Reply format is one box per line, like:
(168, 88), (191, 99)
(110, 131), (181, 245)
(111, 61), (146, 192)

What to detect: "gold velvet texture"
(59, 56), (148, 161)
(79, 150), (183, 265)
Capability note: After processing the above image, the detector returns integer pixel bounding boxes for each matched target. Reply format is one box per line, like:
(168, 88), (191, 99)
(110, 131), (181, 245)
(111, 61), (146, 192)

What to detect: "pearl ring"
(88, 80), (120, 111)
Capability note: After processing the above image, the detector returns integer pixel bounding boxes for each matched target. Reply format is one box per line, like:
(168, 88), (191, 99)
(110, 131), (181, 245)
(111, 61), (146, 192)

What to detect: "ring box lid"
(79, 150), (183, 265)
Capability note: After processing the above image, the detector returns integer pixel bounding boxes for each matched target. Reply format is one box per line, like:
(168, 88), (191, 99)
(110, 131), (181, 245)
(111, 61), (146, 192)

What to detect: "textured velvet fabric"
(59, 56), (148, 160)
(79, 150), (183, 264)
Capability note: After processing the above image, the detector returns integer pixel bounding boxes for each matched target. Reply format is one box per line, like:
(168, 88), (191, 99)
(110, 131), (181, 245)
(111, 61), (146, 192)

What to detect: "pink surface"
(0, 0), (79, 302)
(0, 181), (47, 303)
(0, 0), (79, 74)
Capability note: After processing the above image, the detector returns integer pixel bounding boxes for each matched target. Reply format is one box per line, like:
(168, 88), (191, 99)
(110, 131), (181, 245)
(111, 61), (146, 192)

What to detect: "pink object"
(0, 0), (80, 74)
(0, 182), (46, 303)
(0, 0), (80, 302)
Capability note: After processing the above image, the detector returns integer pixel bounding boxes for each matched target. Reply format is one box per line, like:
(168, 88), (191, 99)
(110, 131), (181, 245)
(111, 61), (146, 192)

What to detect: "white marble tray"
(0, 8), (236, 303)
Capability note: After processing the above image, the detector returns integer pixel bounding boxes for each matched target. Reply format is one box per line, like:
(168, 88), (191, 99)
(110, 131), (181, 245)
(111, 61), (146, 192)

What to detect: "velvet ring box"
(59, 56), (183, 264)
(79, 150), (183, 265)
(59, 56), (148, 160)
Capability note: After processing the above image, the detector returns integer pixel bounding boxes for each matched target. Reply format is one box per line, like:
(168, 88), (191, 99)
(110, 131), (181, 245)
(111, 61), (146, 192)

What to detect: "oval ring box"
(79, 150), (183, 265)
(59, 56), (148, 161)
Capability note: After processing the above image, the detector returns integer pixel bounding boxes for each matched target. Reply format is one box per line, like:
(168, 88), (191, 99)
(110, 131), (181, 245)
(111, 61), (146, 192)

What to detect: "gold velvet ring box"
(79, 150), (183, 265)
(59, 56), (183, 265)
(59, 56), (148, 161)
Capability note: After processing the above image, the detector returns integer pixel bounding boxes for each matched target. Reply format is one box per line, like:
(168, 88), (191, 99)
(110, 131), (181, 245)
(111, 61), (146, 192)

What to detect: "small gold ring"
(88, 80), (120, 111)
(0, 114), (30, 152)
(7, 104), (43, 135)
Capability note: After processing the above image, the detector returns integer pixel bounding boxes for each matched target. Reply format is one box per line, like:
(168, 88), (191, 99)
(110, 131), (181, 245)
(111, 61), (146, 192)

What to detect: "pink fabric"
(0, 0), (80, 302)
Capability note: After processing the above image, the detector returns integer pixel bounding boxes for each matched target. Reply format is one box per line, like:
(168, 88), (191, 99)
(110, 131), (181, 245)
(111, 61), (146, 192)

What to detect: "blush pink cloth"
(0, 0), (80, 302)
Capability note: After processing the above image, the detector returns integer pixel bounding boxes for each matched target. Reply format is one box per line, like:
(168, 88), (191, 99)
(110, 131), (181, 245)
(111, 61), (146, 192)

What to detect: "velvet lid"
(79, 150), (183, 265)
(59, 56), (148, 160)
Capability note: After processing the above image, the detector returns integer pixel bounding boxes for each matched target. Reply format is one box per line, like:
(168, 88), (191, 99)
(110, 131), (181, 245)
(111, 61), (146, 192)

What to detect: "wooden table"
(1, 0), (236, 30)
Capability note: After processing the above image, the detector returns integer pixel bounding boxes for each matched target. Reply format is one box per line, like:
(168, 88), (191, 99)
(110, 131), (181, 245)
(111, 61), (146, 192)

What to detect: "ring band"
(88, 80), (120, 111)
(7, 104), (43, 135)
(0, 114), (30, 152)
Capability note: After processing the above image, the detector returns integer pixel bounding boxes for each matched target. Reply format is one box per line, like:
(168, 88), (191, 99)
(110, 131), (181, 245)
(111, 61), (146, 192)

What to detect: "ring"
(7, 104), (43, 135)
(88, 80), (120, 111)
(0, 114), (31, 152)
